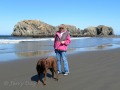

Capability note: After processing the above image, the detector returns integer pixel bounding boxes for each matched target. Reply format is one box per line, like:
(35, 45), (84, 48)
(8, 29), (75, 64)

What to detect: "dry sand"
(0, 48), (120, 90)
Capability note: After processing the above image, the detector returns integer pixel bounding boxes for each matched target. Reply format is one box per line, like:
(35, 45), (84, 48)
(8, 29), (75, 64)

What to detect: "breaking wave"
(0, 37), (90, 44)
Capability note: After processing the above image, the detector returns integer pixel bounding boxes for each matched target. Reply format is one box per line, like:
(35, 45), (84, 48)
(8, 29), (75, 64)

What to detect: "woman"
(54, 24), (71, 75)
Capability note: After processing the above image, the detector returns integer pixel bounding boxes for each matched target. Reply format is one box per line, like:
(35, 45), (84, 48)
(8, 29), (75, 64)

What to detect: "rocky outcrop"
(12, 20), (114, 37)
(12, 20), (57, 37)
(83, 26), (97, 36)
(82, 25), (114, 36)
(96, 25), (114, 36)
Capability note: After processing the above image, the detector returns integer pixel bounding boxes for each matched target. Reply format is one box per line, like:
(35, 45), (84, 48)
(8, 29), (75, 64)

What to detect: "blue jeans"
(55, 49), (69, 73)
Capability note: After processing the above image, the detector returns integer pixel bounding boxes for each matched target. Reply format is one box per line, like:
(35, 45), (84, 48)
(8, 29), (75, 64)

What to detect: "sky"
(0, 0), (120, 35)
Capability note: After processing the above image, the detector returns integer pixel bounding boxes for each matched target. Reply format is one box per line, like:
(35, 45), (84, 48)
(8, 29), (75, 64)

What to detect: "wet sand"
(0, 48), (120, 90)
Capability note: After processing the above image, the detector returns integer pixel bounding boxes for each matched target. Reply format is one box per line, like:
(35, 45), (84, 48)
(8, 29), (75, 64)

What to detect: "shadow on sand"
(31, 73), (52, 85)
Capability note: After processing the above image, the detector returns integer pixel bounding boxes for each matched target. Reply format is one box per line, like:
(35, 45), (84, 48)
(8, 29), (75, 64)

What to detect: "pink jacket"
(54, 30), (71, 51)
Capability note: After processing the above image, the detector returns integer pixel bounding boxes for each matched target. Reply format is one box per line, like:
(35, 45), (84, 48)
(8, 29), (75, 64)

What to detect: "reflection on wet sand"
(14, 41), (54, 58)
(15, 44), (120, 58)
(16, 50), (52, 57)
(97, 44), (113, 49)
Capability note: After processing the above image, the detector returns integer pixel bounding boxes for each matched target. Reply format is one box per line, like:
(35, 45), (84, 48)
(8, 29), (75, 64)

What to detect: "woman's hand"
(61, 41), (65, 44)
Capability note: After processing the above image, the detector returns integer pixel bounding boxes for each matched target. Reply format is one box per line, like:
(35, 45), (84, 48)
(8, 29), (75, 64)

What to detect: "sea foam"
(0, 37), (90, 44)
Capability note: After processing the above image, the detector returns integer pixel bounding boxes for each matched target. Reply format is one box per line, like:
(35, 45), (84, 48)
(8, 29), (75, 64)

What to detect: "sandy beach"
(0, 48), (120, 90)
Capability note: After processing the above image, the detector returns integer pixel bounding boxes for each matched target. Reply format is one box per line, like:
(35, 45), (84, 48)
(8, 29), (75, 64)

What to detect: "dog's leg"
(53, 61), (58, 81)
(55, 71), (58, 81)
(50, 68), (54, 78)
(54, 67), (58, 81)
(37, 72), (41, 85)
(43, 69), (47, 85)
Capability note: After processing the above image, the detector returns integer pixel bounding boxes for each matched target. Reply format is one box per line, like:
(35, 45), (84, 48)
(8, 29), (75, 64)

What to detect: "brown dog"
(36, 57), (58, 85)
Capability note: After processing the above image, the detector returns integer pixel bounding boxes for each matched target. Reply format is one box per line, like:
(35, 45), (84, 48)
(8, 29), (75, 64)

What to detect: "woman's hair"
(59, 24), (66, 29)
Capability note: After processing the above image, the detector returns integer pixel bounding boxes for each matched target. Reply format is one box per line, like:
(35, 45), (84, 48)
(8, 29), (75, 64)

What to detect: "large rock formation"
(12, 20), (114, 37)
(96, 25), (114, 36)
(83, 25), (114, 36)
(83, 26), (97, 36)
(12, 20), (57, 37)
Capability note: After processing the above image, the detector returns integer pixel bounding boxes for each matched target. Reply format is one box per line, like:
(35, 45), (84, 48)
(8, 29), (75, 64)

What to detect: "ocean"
(0, 35), (120, 62)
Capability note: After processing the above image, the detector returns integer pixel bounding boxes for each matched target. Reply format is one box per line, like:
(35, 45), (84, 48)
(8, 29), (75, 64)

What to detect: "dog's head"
(36, 58), (48, 72)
